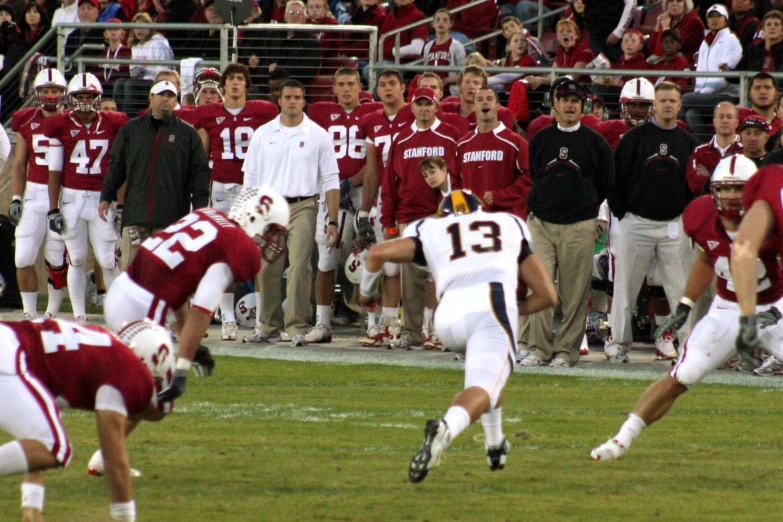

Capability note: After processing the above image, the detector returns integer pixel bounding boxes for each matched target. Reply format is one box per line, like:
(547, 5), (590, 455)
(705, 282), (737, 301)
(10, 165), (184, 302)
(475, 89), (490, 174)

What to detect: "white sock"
(615, 413), (647, 448)
(316, 305), (331, 327)
(443, 405), (471, 441)
(423, 307), (434, 328)
(254, 291), (262, 329)
(103, 266), (120, 290)
(0, 441), (29, 475)
(68, 265), (87, 318)
(21, 292), (38, 317)
(481, 407), (504, 447)
(367, 311), (378, 328)
(21, 482), (44, 510)
(46, 284), (64, 317)
(655, 315), (667, 326)
(220, 293), (236, 323)
(382, 307), (397, 320)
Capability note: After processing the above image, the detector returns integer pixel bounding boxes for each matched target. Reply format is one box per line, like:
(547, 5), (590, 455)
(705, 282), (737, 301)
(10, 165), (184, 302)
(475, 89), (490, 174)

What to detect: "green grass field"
(2, 356), (783, 522)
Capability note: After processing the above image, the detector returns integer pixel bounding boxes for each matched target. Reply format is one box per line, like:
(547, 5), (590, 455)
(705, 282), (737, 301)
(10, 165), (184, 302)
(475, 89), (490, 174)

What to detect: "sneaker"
(608, 351), (629, 364)
(486, 439), (510, 471)
(422, 329), (443, 350)
(281, 332), (292, 342)
(409, 419), (451, 483)
(242, 328), (281, 343)
(95, 292), (106, 309)
(221, 321), (238, 341)
(655, 332), (677, 360)
(389, 338), (422, 351)
(549, 357), (571, 368)
(518, 353), (543, 367)
(304, 323), (332, 343)
(754, 356), (783, 376)
(43, 312), (56, 319)
(579, 334), (590, 356)
(74, 316), (87, 325)
(17, 312), (37, 321)
(291, 334), (307, 347)
(515, 348), (530, 363)
(360, 320), (400, 347)
(590, 438), (627, 461)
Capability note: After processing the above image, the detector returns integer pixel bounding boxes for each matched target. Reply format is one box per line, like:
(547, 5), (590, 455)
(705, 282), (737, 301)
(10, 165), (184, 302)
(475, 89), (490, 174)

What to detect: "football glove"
(157, 369), (187, 402)
(9, 197), (22, 226)
(356, 216), (376, 246)
(736, 314), (761, 367)
(339, 178), (353, 198)
(192, 344), (215, 377)
(653, 302), (691, 340)
(756, 306), (782, 330)
(47, 208), (64, 234)
(114, 204), (123, 235)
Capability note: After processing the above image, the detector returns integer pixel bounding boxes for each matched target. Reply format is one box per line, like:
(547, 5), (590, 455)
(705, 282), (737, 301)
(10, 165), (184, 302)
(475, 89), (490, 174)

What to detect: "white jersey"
(403, 211), (531, 299)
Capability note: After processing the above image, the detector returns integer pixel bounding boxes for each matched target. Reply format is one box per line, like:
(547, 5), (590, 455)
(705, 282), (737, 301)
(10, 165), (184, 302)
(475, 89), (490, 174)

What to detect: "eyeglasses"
(286, 10), (304, 14)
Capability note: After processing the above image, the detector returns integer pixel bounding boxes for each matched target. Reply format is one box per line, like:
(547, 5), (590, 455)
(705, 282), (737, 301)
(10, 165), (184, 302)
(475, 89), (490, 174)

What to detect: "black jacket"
(101, 113), (210, 228)
(738, 40), (783, 74)
(583, 0), (626, 38)
(243, 28), (322, 87)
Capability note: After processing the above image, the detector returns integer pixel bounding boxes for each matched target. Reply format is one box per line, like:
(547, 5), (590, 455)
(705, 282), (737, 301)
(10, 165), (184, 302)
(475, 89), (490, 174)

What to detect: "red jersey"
(455, 123), (531, 218)
(743, 165), (783, 255)
(3, 319), (155, 414)
(686, 136), (742, 195)
(127, 208), (261, 310)
(43, 111), (128, 191)
(526, 113), (602, 140)
(555, 42), (594, 78)
(651, 54), (691, 89)
(360, 107), (417, 168)
(737, 107), (782, 138)
(683, 195), (783, 304)
(382, 119), (459, 227)
(612, 53), (650, 83)
(438, 101), (515, 132)
(12, 107), (67, 185)
(193, 100), (278, 184)
(423, 38), (461, 69)
(308, 101), (383, 180)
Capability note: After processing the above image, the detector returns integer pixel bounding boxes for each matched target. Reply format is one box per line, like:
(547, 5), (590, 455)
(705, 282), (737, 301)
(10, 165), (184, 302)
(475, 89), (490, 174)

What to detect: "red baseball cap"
(411, 87), (437, 104)
(106, 17), (123, 23)
(739, 115), (770, 133)
(78, 0), (99, 8)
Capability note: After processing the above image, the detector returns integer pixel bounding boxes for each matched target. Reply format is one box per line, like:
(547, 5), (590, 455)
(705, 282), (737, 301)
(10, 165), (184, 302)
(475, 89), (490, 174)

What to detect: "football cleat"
(654, 332), (677, 360)
(360, 320), (400, 347)
(590, 438), (627, 461)
(422, 328), (443, 350)
(87, 450), (141, 477)
(409, 419), (451, 483)
(753, 355), (783, 376)
(221, 321), (238, 341)
(608, 351), (629, 364)
(242, 328), (281, 344)
(304, 323), (332, 343)
(518, 353), (543, 367)
(549, 357), (570, 368)
(486, 439), (510, 471)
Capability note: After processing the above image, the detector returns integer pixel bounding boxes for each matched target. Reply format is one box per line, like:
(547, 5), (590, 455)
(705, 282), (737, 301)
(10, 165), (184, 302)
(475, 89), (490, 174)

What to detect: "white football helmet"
(620, 78), (654, 127)
(228, 186), (290, 264)
(116, 319), (175, 381)
(33, 68), (67, 111)
(344, 247), (368, 285)
(711, 154), (758, 221)
(67, 72), (103, 113)
(193, 67), (223, 102)
(234, 292), (257, 327)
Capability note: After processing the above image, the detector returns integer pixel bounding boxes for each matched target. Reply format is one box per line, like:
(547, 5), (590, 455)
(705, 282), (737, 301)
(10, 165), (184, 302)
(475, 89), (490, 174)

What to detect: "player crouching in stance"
(591, 155), (783, 461)
(103, 187), (289, 402)
(0, 318), (175, 522)
(360, 190), (557, 482)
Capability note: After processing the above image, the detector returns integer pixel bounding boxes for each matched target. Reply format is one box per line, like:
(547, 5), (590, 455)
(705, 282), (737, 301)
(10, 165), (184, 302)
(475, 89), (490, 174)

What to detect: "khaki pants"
(121, 226), (160, 271)
(527, 215), (596, 365)
(258, 197), (317, 336)
(399, 221), (428, 345)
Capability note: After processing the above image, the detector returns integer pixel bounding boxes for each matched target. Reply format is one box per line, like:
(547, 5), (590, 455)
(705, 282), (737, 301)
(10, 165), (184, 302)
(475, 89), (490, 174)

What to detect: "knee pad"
(46, 262), (69, 290)
(382, 262), (400, 278)
(317, 241), (339, 272)
(98, 251), (118, 270)
(14, 238), (38, 268)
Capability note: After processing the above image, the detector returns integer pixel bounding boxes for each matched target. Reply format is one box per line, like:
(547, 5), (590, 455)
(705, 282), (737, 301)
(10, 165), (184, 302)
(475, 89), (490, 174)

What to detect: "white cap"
(706, 4), (729, 19)
(150, 80), (178, 95)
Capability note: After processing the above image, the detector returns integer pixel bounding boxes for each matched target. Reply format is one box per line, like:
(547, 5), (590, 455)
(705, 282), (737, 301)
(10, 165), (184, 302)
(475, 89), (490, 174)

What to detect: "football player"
(191, 63), (278, 341)
(44, 73), (129, 323)
(305, 67), (382, 343)
(0, 318), (175, 522)
(592, 155), (783, 461)
(104, 187), (289, 402)
(194, 67), (224, 106)
(10, 69), (69, 321)
(360, 190), (557, 482)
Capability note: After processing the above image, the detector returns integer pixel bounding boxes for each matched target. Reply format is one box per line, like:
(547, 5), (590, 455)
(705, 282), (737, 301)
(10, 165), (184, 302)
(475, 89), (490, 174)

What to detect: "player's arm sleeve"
(380, 143), (399, 229)
(95, 385), (129, 417)
(188, 126), (211, 209)
(402, 222), (428, 266)
(101, 126), (128, 203)
(493, 140), (532, 209)
(686, 148), (709, 195)
(191, 263), (234, 312)
(318, 134), (340, 192)
(607, 133), (629, 219)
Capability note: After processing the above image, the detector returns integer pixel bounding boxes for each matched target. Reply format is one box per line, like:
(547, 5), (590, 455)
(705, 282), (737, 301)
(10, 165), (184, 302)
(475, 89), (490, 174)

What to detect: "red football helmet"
(711, 154), (758, 221)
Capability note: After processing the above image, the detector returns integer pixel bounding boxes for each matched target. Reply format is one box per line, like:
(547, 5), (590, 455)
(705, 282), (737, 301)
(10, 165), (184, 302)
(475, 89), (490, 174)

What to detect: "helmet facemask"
(36, 86), (65, 111)
(70, 91), (101, 113)
(255, 224), (287, 264)
(711, 180), (745, 222)
(621, 100), (653, 127)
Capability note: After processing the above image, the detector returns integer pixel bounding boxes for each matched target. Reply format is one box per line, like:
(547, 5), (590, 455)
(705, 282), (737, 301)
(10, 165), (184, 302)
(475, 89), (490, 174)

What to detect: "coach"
(606, 81), (700, 363)
(242, 79), (340, 347)
(523, 79), (613, 368)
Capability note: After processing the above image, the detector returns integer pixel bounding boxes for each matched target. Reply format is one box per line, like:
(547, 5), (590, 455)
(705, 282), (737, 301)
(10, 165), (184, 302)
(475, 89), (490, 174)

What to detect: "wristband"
(358, 210), (369, 219)
(110, 500), (136, 522)
(12, 195), (22, 202)
(21, 482), (44, 510)
(175, 358), (192, 372)
(328, 221), (338, 227)
(360, 268), (382, 297)
(679, 297), (695, 309)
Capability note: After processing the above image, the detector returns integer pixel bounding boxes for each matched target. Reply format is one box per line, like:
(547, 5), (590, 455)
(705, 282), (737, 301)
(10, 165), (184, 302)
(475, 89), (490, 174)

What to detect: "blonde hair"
(662, 0), (694, 14)
(418, 72), (443, 90)
(306, 0), (335, 20)
(465, 52), (492, 68)
(127, 13), (156, 47)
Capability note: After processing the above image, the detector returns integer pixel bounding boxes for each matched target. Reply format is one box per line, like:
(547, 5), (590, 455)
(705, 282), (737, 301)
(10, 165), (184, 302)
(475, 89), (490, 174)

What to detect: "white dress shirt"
(242, 114), (340, 197)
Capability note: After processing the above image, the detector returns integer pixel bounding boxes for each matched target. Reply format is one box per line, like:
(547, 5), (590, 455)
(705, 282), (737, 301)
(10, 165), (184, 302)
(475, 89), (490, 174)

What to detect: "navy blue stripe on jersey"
(411, 220), (428, 267)
(489, 282), (516, 367)
(509, 215), (531, 265)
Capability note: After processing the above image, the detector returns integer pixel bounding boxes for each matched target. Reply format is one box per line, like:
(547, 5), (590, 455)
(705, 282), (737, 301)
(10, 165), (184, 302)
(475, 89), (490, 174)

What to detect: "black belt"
(285, 196), (315, 204)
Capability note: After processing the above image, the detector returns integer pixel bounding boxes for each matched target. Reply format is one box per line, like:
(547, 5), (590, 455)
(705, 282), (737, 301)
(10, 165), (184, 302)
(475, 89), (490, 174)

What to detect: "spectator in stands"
(378, 0), (427, 63)
(51, 0), (77, 40)
(416, 73), (469, 135)
(737, 10), (783, 74)
(566, 0), (588, 41)
(737, 73), (782, 141)
(582, 0), (634, 63)
(648, 0), (704, 64)
(114, 12), (174, 115)
(440, 65), (517, 130)
(731, 0), (760, 53)
(20, 3), (48, 44)
(306, 0), (341, 56)
(245, 1), (322, 88)
(260, 0), (287, 23)
(64, 0), (105, 59)
(97, 0), (122, 21)
(686, 101), (741, 194)
(342, 0), (386, 62)
(738, 115), (770, 166)
(131, 0), (160, 20)
(500, 0), (551, 32)
(488, 31), (537, 93)
(679, 4), (742, 142)
(100, 97), (117, 110)
(423, 9), (466, 97)
(93, 17), (130, 93)
(590, 94), (607, 120)
(523, 19), (594, 90)
(446, 0), (497, 45)
(184, 0), (222, 62)
(650, 29), (690, 90)
(605, 28), (650, 87)
(465, 51), (492, 67)
(500, 15), (546, 64)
